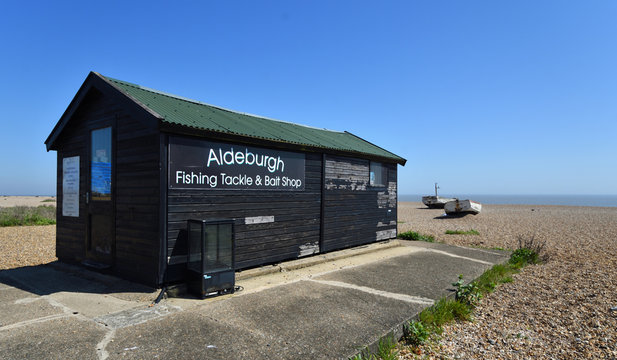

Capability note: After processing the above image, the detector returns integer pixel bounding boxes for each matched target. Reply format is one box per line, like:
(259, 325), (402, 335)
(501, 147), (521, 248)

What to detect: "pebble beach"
(1, 198), (616, 358)
(397, 202), (617, 359)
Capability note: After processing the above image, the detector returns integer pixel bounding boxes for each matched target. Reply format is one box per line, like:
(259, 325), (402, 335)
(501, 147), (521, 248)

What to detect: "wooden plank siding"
(114, 111), (161, 286)
(55, 88), (109, 264)
(165, 153), (322, 282)
(54, 87), (162, 287)
(322, 155), (397, 252)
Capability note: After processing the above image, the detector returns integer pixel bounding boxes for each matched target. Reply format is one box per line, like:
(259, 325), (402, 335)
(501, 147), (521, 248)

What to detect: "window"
(91, 127), (112, 200)
(370, 161), (387, 187)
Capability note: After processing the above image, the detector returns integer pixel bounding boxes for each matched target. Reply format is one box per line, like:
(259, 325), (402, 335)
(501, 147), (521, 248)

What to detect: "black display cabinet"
(186, 219), (235, 298)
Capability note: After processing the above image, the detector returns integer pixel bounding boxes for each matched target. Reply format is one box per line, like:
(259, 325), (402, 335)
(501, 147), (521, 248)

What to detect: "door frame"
(85, 122), (117, 267)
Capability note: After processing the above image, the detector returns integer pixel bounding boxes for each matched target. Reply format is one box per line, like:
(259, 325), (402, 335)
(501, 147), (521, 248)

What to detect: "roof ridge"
(103, 75), (344, 134)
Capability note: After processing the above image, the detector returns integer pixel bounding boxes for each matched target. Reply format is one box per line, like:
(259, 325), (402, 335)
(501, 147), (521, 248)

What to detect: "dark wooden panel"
(165, 152), (322, 282)
(54, 88), (161, 287)
(321, 155), (398, 253)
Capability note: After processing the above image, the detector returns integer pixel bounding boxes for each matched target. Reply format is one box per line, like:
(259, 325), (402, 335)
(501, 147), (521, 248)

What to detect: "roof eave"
(344, 131), (407, 166)
(45, 72), (165, 151)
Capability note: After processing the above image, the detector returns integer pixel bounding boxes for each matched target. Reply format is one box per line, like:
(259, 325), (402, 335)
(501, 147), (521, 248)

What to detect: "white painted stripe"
(310, 279), (434, 305)
(422, 249), (494, 265)
(0, 313), (71, 331)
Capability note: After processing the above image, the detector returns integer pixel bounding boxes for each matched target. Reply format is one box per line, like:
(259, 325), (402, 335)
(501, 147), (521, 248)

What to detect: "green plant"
(404, 320), (429, 346)
(349, 353), (373, 360)
(418, 298), (472, 334)
(445, 229), (480, 235)
(350, 336), (399, 360)
(398, 231), (434, 242)
(41, 199), (56, 203)
(510, 248), (537, 267)
(474, 264), (514, 293)
(509, 234), (548, 266)
(452, 274), (482, 307)
(374, 336), (398, 360)
(0, 206), (56, 227)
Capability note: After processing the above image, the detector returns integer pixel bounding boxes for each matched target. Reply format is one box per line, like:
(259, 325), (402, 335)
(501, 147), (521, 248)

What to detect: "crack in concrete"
(96, 328), (116, 360)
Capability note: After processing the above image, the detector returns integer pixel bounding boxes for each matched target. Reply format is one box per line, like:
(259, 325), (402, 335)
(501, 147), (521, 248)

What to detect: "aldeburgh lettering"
(169, 137), (305, 191)
(207, 148), (284, 173)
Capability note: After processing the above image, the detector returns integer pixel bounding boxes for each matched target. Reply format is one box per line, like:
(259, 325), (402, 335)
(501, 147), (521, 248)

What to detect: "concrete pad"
(0, 287), (64, 327)
(110, 280), (425, 359)
(0, 316), (106, 360)
(316, 249), (499, 301)
(49, 292), (143, 319)
(108, 310), (271, 359)
(0, 265), (154, 323)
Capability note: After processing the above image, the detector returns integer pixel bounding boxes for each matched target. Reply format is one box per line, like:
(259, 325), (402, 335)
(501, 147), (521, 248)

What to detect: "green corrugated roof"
(103, 75), (405, 164)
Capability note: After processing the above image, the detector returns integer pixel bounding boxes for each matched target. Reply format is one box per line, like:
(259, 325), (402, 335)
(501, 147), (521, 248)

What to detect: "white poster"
(62, 156), (80, 217)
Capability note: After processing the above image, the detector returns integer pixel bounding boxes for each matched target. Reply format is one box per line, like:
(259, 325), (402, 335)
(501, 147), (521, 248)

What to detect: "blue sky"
(1, 1), (616, 195)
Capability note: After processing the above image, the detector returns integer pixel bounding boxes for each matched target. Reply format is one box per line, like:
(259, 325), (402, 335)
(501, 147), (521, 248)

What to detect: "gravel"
(397, 202), (617, 359)
(0, 225), (57, 270)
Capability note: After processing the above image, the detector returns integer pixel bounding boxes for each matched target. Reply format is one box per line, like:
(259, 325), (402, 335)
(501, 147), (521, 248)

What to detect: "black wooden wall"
(165, 152), (322, 282)
(322, 155), (397, 252)
(54, 88), (162, 287)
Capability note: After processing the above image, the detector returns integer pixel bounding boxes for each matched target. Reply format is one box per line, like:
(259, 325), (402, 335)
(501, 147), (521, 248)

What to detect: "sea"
(399, 194), (617, 208)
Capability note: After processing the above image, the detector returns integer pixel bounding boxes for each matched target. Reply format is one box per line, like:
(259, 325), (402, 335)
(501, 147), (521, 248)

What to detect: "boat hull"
(422, 196), (457, 209)
(444, 199), (482, 215)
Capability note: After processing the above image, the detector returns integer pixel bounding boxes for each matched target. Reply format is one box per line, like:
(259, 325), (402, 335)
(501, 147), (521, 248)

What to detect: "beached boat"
(422, 195), (457, 209)
(422, 183), (456, 208)
(444, 199), (482, 215)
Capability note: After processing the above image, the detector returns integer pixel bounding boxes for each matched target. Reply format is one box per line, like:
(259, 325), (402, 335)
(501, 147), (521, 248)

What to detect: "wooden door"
(85, 126), (115, 266)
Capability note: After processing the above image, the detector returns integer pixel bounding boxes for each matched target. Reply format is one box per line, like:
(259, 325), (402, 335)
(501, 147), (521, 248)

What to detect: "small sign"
(169, 137), (305, 191)
(62, 156), (79, 217)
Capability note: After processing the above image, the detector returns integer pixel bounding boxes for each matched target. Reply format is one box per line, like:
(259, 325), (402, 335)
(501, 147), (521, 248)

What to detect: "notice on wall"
(169, 137), (305, 191)
(62, 156), (79, 217)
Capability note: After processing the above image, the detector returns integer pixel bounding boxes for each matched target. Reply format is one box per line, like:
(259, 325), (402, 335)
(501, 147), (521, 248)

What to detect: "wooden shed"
(45, 72), (407, 287)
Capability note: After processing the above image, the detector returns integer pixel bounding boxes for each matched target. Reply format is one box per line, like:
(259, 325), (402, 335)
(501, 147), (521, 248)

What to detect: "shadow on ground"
(0, 261), (155, 298)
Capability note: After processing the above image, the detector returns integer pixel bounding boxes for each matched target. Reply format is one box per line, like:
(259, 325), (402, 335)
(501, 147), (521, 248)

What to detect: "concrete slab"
(0, 266), (153, 320)
(0, 288), (64, 327)
(0, 316), (106, 360)
(109, 280), (426, 359)
(48, 292), (141, 319)
(316, 248), (502, 301)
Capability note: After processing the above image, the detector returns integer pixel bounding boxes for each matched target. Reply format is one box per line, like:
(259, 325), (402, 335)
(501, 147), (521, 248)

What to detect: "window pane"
(91, 127), (112, 200)
(370, 162), (385, 186)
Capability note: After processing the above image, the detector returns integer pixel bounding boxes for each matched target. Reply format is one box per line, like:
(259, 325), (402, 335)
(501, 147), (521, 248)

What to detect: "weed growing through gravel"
(511, 234), (549, 265)
(350, 336), (399, 360)
(398, 231), (435, 242)
(394, 235), (548, 358)
(0, 206), (56, 226)
(403, 320), (429, 346)
(452, 274), (482, 307)
(445, 229), (480, 235)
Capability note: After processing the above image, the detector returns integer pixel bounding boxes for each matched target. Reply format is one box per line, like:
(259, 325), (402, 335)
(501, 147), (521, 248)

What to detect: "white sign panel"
(62, 156), (80, 217)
